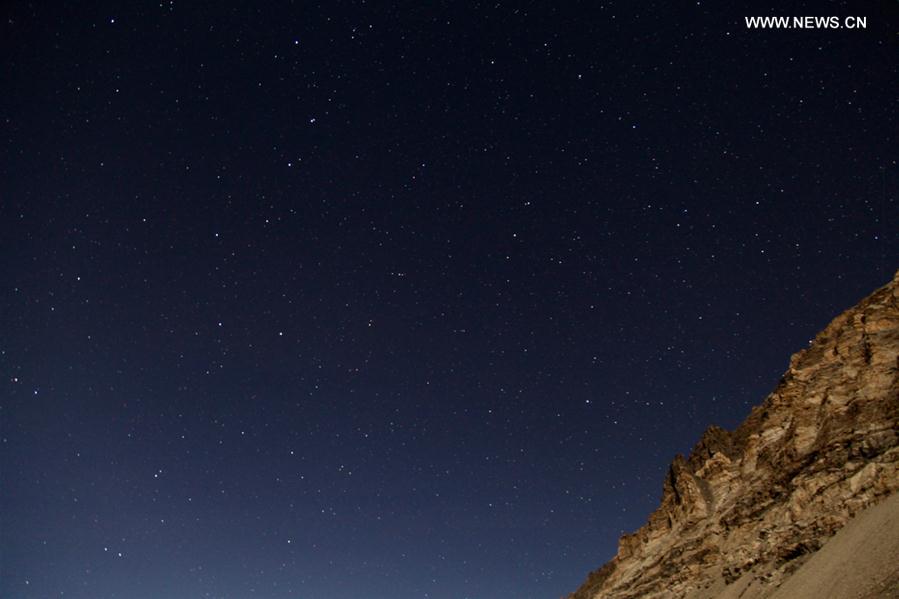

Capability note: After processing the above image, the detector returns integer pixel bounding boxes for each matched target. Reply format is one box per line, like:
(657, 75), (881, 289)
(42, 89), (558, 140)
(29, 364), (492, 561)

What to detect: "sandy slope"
(767, 491), (899, 599)
(687, 492), (899, 599)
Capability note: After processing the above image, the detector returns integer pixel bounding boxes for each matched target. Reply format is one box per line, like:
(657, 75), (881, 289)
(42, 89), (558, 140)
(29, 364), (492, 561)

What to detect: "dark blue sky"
(2, 1), (896, 598)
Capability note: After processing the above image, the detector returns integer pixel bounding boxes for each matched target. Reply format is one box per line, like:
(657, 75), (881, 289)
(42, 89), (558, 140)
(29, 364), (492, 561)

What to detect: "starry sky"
(1, 2), (896, 598)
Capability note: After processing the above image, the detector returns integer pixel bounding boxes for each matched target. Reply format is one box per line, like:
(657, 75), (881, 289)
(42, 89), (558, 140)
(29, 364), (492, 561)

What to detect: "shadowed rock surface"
(568, 271), (899, 599)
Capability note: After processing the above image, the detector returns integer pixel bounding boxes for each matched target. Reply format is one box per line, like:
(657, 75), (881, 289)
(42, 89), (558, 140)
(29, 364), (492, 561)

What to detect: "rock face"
(569, 272), (899, 599)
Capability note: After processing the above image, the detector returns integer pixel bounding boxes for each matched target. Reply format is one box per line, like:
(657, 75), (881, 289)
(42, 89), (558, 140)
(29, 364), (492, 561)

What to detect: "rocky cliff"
(569, 272), (899, 599)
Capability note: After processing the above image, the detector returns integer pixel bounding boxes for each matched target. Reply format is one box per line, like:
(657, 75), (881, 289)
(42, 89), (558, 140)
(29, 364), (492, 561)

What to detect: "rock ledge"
(568, 271), (899, 599)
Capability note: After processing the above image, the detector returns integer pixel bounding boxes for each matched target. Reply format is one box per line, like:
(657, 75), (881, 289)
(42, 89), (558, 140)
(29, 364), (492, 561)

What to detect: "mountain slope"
(568, 271), (899, 599)
(765, 490), (899, 599)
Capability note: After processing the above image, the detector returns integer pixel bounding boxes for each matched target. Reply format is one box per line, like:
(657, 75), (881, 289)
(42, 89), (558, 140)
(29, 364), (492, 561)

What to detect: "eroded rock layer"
(569, 272), (899, 599)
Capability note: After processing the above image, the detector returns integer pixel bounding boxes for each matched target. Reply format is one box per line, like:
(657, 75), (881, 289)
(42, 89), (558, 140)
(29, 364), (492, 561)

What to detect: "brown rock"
(567, 270), (899, 599)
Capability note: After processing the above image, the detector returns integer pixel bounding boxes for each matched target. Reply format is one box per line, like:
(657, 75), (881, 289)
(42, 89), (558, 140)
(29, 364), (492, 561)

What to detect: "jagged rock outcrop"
(569, 271), (899, 599)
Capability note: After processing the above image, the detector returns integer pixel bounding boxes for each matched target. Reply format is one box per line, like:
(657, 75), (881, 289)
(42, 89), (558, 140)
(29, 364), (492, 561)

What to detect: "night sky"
(1, 2), (897, 598)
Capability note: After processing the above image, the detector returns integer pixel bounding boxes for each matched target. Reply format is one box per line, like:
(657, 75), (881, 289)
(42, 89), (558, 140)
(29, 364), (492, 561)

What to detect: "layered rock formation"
(569, 271), (899, 599)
